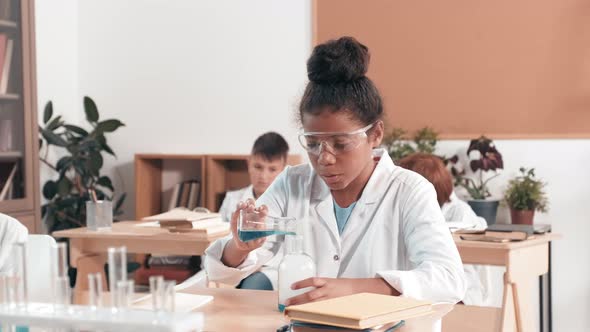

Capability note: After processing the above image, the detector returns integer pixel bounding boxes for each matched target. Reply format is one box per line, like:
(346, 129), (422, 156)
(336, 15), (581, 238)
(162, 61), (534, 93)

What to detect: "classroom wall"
(36, 0), (311, 215)
(34, 1), (589, 331)
(34, 0), (79, 232)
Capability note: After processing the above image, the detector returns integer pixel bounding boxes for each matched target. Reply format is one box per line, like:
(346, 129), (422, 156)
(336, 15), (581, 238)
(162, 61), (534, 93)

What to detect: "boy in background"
(216, 132), (289, 290)
(218, 132), (289, 222)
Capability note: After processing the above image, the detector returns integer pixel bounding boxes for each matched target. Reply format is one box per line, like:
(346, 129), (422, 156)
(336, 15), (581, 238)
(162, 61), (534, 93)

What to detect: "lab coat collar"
(310, 149), (395, 245)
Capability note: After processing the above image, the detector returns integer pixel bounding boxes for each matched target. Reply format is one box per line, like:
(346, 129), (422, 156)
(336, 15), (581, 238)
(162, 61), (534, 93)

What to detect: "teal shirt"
(333, 200), (357, 235)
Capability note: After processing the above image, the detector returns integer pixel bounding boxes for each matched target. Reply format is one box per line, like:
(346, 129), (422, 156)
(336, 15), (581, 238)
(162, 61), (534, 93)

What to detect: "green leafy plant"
(504, 167), (548, 212)
(382, 127), (439, 161)
(448, 136), (503, 200)
(39, 96), (126, 232)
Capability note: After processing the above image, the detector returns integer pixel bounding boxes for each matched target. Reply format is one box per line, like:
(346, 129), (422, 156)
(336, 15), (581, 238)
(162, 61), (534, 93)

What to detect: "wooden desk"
(76, 287), (455, 332)
(55, 223), (557, 332)
(454, 233), (559, 332)
(53, 221), (229, 291)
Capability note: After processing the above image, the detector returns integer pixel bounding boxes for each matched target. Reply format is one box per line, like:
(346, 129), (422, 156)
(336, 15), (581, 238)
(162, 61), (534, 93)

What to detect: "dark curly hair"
(299, 36), (384, 126)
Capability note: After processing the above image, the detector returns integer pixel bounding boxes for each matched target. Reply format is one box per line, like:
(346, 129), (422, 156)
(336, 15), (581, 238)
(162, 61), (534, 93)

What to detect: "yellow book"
(284, 293), (432, 330)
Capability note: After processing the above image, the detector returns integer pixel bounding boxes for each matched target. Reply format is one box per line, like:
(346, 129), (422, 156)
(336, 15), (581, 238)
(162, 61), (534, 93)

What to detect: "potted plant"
(449, 136), (504, 225)
(382, 127), (439, 161)
(39, 96), (126, 232)
(504, 167), (548, 225)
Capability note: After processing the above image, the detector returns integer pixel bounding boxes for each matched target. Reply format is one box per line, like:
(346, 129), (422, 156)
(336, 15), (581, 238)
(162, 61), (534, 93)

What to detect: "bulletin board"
(313, 0), (590, 138)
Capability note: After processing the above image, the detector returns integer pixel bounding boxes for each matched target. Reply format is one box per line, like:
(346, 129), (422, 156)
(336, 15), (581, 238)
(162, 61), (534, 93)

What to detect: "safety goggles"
(298, 122), (376, 156)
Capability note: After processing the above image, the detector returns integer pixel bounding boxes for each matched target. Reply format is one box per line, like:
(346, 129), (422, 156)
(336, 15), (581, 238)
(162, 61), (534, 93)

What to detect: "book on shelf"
(186, 181), (200, 210)
(168, 180), (201, 210)
(167, 183), (181, 211)
(177, 182), (191, 208)
(285, 293), (432, 330)
(0, 161), (17, 201)
(0, 34), (6, 82)
(0, 38), (13, 94)
(0, 1), (11, 21)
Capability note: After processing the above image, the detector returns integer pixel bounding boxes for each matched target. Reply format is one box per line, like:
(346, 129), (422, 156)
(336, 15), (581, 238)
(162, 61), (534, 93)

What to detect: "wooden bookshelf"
(134, 154), (207, 219)
(135, 154), (303, 218)
(205, 155), (251, 212)
(0, 0), (41, 233)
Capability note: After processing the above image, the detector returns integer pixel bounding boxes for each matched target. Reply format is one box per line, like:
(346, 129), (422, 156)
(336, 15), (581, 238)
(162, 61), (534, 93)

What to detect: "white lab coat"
(442, 193), (500, 307)
(0, 213), (28, 276)
(205, 149), (466, 303)
(442, 192), (487, 229)
(218, 185), (254, 222)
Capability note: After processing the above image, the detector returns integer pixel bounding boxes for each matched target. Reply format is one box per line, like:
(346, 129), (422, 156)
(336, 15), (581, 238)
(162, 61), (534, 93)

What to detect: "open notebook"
(284, 293), (432, 330)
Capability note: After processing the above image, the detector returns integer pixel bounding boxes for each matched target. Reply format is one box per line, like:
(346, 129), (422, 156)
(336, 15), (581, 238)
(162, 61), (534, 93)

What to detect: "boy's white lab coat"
(205, 149), (466, 303)
(218, 185), (254, 222)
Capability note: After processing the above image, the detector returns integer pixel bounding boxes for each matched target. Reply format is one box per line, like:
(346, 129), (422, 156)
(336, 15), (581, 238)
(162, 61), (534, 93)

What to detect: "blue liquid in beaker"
(238, 230), (296, 242)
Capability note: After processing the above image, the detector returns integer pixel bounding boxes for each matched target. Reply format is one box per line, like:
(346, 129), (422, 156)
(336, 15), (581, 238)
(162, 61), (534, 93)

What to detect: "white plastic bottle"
(278, 235), (316, 312)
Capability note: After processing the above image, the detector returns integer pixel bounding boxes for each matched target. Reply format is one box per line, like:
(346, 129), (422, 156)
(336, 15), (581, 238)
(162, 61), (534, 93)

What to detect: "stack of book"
(140, 208), (230, 239)
(168, 180), (201, 211)
(457, 224), (551, 242)
(0, 33), (14, 94)
(284, 293), (432, 331)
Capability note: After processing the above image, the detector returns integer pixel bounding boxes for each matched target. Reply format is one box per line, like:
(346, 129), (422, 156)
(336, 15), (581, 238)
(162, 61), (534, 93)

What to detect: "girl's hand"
(285, 278), (356, 306)
(285, 277), (398, 306)
(230, 198), (268, 251)
(221, 198), (269, 267)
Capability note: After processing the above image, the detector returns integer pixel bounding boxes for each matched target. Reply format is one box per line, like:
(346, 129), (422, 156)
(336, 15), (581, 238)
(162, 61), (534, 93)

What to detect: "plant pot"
(467, 199), (500, 225)
(510, 209), (535, 225)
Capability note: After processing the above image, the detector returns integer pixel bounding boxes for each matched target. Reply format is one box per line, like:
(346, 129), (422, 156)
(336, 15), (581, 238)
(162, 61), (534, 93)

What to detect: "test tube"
(9, 242), (27, 309)
(107, 246), (127, 306)
(149, 276), (164, 311)
(163, 280), (176, 312)
(0, 276), (13, 332)
(88, 273), (104, 309)
(51, 242), (70, 311)
(115, 280), (134, 309)
(51, 242), (68, 279)
(55, 276), (71, 307)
